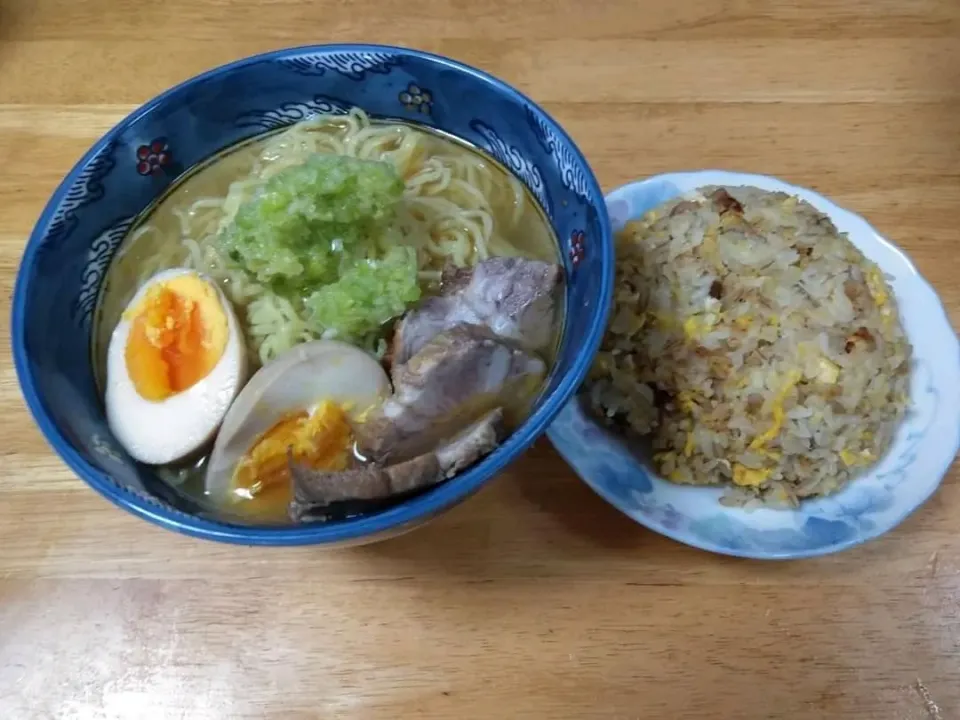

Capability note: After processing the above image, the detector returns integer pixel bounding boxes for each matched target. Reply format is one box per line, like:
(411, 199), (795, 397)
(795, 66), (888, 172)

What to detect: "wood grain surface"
(1, 1), (959, 718)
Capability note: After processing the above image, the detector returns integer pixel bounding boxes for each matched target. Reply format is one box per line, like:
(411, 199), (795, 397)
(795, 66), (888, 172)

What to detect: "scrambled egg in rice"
(586, 186), (912, 507)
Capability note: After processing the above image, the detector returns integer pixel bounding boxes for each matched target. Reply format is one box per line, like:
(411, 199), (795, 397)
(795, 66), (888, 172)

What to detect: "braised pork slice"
(357, 324), (545, 464)
(392, 256), (562, 366)
(288, 408), (505, 522)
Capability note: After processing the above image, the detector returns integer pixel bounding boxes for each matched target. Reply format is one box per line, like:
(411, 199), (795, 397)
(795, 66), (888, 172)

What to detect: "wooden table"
(2, 1), (959, 718)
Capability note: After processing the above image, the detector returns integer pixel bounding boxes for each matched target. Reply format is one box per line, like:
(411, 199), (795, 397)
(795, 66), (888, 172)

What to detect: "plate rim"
(548, 169), (960, 560)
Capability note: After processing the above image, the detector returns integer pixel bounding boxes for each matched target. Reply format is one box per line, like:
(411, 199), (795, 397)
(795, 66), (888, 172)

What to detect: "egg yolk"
(230, 401), (354, 520)
(124, 274), (228, 401)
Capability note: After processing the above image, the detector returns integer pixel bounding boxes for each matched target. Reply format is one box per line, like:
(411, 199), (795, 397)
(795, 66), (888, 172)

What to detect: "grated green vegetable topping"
(305, 246), (421, 340)
(219, 153), (422, 343)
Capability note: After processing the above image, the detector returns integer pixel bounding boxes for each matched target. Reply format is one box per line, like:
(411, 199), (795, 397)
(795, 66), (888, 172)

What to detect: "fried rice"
(586, 185), (912, 507)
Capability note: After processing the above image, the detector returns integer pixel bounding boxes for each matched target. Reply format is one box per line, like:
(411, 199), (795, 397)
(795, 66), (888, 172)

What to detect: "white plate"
(547, 170), (960, 559)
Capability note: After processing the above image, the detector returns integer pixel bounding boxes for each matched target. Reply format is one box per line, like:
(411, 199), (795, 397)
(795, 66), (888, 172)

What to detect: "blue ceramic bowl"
(12, 44), (613, 546)
(548, 171), (959, 560)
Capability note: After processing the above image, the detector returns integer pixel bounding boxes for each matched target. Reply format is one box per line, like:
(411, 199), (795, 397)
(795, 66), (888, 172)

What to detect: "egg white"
(203, 339), (392, 500)
(105, 268), (247, 465)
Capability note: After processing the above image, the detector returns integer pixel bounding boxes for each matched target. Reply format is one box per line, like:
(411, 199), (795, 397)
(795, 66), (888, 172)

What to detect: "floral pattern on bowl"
(547, 170), (960, 559)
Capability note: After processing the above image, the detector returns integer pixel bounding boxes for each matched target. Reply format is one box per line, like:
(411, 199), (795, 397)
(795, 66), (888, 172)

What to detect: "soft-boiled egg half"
(105, 268), (247, 465)
(204, 340), (392, 522)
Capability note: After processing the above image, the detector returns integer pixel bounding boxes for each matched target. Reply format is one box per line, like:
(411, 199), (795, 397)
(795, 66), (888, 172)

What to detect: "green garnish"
(305, 246), (421, 340)
(219, 153), (423, 343)
(221, 153), (406, 291)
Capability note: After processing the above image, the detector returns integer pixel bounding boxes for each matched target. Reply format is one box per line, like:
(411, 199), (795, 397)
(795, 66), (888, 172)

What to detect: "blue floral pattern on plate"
(11, 44), (613, 546)
(547, 170), (960, 559)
